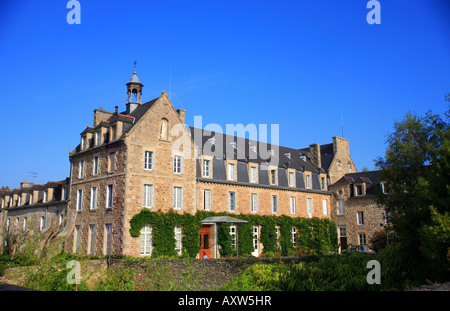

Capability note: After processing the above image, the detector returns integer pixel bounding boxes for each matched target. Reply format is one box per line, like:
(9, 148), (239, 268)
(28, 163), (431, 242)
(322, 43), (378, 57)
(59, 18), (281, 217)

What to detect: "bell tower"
(126, 61), (143, 114)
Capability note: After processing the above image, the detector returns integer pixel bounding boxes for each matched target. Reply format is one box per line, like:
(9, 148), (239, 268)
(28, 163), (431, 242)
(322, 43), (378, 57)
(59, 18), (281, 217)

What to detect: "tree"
(375, 102), (449, 280)
(1, 186), (10, 190)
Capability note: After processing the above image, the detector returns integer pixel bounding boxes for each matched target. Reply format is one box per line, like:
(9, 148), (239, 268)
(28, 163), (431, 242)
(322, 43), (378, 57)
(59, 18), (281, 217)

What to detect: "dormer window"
(305, 174), (311, 189)
(381, 182), (388, 194)
(354, 184), (363, 196)
(95, 131), (100, 146)
(270, 169), (277, 185)
(81, 136), (86, 150)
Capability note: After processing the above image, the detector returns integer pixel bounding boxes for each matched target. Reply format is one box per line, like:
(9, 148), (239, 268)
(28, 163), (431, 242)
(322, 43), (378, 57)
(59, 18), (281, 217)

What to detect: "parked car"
(342, 245), (375, 254)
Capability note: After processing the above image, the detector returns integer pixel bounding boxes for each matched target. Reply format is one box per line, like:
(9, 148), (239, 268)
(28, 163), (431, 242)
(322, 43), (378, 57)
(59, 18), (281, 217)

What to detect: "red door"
(199, 225), (211, 259)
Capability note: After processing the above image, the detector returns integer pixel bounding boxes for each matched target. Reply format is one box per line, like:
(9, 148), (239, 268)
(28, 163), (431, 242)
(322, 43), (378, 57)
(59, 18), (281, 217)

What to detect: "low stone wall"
(1, 256), (322, 291)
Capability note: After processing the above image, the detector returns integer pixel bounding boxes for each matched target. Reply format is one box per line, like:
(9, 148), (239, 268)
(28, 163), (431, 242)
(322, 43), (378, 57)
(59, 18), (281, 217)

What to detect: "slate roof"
(333, 170), (382, 196)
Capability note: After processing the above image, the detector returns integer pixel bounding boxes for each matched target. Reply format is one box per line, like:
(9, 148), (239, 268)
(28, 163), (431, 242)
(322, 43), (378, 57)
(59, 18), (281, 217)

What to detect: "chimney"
(309, 144), (321, 168)
(21, 180), (34, 189)
(177, 108), (186, 124)
(115, 106), (119, 114)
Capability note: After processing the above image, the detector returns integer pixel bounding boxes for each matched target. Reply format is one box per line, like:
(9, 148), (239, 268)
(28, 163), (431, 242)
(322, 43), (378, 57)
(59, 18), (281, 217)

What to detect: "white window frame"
(90, 187), (98, 210)
(230, 225), (237, 250)
(359, 233), (367, 246)
(228, 163), (236, 181)
(203, 189), (211, 211)
(270, 169), (277, 185)
(291, 227), (297, 247)
(228, 191), (236, 211)
(106, 185), (113, 209)
(93, 156), (99, 175)
(322, 199), (328, 215)
(202, 159), (211, 178)
(337, 199), (345, 215)
(307, 198), (313, 218)
(174, 225), (182, 255)
(355, 184), (363, 196)
(173, 187), (183, 210)
(43, 191), (48, 203)
(140, 224), (153, 256)
(79, 160), (85, 178)
(23, 217), (27, 231)
(305, 174), (311, 189)
(250, 166), (257, 183)
(251, 193), (258, 213)
(290, 196), (296, 214)
(144, 151), (154, 171)
(174, 155), (182, 174)
(76, 189), (83, 211)
(357, 211), (365, 225)
(289, 171), (295, 187)
(321, 177), (327, 190)
(271, 195), (278, 213)
(40, 216), (45, 231)
(143, 184), (154, 208)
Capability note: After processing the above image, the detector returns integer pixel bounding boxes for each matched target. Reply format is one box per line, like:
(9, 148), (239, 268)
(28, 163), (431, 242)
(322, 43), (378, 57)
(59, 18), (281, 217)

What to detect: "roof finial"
(134, 60), (137, 73)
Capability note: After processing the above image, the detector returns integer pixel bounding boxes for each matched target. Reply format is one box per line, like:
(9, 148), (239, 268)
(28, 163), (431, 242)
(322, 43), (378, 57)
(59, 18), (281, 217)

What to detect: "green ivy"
(129, 209), (338, 258)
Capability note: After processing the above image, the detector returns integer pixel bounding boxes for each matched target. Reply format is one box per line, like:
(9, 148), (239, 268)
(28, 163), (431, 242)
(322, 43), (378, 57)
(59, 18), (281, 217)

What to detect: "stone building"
(1, 68), (373, 258)
(330, 170), (388, 251)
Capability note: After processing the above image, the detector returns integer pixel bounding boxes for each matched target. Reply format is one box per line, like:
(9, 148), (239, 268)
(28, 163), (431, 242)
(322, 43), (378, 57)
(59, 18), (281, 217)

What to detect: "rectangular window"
(95, 131), (100, 145)
(355, 185), (363, 196)
(292, 227), (297, 247)
(357, 211), (365, 225)
(75, 225), (81, 253)
(290, 196), (296, 214)
(202, 159), (211, 178)
(272, 195), (278, 213)
(322, 199), (328, 215)
(228, 163), (236, 181)
(143, 184), (154, 208)
(337, 199), (345, 215)
(23, 217), (27, 231)
(59, 214), (63, 225)
(321, 177), (327, 190)
(108, 152), (115, 173)
(79, 160), (84, 178)
(359, 233), (367, 246)
(90, 187), (98, 210)
(174, 225), (182, 255)
(203, 189), (211, 211)
(140, 224), (153, 256)
(144, 151), (153, 170)
(62, 187), (66, 200)
(40, 216), (45, 231)
(228, 192), (236, 211)
(173, 187), (183, 209)
(230, 225), (237, 250)
(250, 166), (257, 183)
(106, 185), (113, 209)
(76, 189), (83, 211)
(174, 155), (182, 174)
(93, 156), (99, 175)
(43, 191), (48, 203)
(270, 169), (277, 185)
(251, 193), (258, 213)
(89, 225), (96, 255)
(105, 224), (112, 255)
(81, 136), (86, 150)
(307, 198), (313, 218)
(289, 172), (295, 187)
(306, 174), (311, 189)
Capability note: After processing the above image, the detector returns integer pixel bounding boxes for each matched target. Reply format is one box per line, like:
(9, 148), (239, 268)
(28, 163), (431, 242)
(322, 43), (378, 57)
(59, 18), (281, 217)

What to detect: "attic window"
(355, 185), (363, 196)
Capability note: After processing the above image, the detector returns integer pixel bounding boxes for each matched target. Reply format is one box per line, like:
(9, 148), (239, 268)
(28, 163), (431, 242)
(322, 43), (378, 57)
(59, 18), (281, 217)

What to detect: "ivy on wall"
(129, 209), (338, 258)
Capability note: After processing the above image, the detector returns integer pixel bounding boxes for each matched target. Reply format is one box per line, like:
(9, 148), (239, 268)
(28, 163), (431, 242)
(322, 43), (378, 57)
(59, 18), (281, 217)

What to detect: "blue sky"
(0, 0), (449, 188)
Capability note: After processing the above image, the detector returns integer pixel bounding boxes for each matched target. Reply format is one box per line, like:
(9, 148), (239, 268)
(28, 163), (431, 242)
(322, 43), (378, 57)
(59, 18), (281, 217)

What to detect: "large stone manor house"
(0, 68), (388, 257)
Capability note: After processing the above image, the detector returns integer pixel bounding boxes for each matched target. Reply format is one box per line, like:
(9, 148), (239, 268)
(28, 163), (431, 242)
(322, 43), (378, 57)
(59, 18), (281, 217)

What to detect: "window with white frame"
(62, 187), (66, 200)
(18, 196), (21, 206)
(89, 225), (96, 255)
(143, 184), (154, 208)
(322, 199), (328, 215)
(174, 155), (182, 174)
(251, 193), (258, 213)
(90, 187), (98, 210)
(140, 224), (153, 256)
(357, 211), (365, 225)
(93, 156), (99, 175)
(321, 177), (327, 190)
(76, 189), (83, 211)
(202, 159), (211, 178)
(337, 199), (345, 215)
(381, 182), (388, 194)
(253, 226), (259, 252)
(174, 225), (182, 255)
(108, 152), (116, 173)
(95, 131), (100, 146)
(305, 174), (311, 189)
(228, 163), (236, 181)
(59, 214), (63, 225)
(144, 151), (153, 170)
(289, 171), (295, 187)
(291, 227), (297, 247)
(359, 233), (366, 246)
(230, 225), (237, 250)
(81, 136), (86, 150)
(106, 185), (113, 209)
(40, 216), (45, 231)
(275, 225), (281, 248)
(290, 196), (296, 214)
(79, 160), (85, 178)
(307, 198), (313, 218)
(23, 217), (27, 231)
(270, 169), (277, 185)
(271, 195), (278, 213)
(173, 187), (183, 209)
(43, 191), (48, 203)
(355, 184), (363, 196)
(203, 189), (211, 211)
(228, 192), (236, 211)
(250, 166), (257, 183)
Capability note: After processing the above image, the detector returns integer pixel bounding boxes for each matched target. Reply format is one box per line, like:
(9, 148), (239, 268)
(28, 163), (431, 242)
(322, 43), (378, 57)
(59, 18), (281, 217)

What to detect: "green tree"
(375, 102), (450, 281)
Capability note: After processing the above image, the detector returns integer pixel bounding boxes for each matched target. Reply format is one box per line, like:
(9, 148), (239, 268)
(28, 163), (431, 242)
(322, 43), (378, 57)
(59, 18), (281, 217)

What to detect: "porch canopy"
(201, 216), (248, 258)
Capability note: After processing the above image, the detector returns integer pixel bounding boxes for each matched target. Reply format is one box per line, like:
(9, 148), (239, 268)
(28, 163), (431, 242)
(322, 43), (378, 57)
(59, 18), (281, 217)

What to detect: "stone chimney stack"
(309, 144), (321, 168)
(177, 109), (186, 124)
